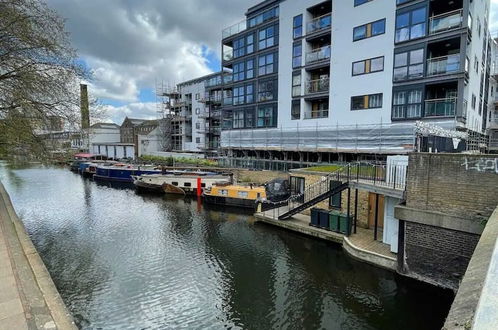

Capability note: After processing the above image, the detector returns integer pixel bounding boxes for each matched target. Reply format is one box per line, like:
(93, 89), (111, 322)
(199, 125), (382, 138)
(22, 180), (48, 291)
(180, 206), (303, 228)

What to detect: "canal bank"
(0, 181), (76, 330)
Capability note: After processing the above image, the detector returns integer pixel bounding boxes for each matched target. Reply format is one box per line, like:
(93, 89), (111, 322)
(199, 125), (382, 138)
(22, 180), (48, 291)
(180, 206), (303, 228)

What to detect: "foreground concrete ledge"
(395, 205), (484, 235)
(342, 237), (397, 271)
(0, 181), (77, 330)
(443, 206), (498, 330)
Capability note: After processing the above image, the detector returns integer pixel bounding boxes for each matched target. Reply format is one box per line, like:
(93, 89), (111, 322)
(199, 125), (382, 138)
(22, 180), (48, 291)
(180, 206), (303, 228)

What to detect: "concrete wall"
(396, 153), (498, 289)
(89, 127), (120, 145)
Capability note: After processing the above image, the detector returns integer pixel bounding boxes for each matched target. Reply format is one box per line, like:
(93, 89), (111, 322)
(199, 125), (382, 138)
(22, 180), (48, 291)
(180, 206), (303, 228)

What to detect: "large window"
(352, 56), (384, 76)
(353, 19), (385, 41)
(392, 89), (422, 119)
(395, 7), (427, 43)
(233, 62), (245, 82)
(246, 34), (254, 54)
(291, 100), (300, 120)
(233, 37), (245, 58)
(245, 108), (255, 128)
(258, 53), (275, 76)
(233, 84), (254, 105)
(292, 72), (301, 97)
(293, 42), (302, 68)
(394, 48), (424, 81)
(246, 58), (254, 79)
(257, 105), (276, 127)
(293, 15), (303, 38)
(351, 93), (383, 110)
(258, 80), (276, 102)
(233, 110), (245, 128)
(355, 0), (373, 6)
(248, 7), (279, 28)
(259, 25), (277, 50)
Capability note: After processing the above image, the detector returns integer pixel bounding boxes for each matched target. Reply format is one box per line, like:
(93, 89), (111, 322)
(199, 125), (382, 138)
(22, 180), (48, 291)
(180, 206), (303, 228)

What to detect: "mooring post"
(374, 193), (379, 241)
(354, 189), (358, 234)
(347, 187), (351, 235)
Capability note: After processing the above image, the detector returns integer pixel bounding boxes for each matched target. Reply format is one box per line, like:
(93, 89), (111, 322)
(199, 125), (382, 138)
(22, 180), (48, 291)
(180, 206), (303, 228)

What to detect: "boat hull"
(203, 194), (259, 210)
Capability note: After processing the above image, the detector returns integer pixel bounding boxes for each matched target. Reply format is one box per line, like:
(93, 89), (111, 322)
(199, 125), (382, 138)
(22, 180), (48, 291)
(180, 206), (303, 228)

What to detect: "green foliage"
(139, 155), (218, 167)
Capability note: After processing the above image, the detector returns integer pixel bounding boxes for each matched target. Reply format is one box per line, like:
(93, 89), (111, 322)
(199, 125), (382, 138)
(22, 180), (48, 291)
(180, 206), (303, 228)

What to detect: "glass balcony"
(223, 97), (233, 106)
(429, 9), (463, 35)
(305, 77), (329, 94)
(305, 45), (331, 65)
(304, 109), (329, 119)
(426, 54), (460, 76)
(425, 98), (457, 117)
(307, 14), (331, 34)
(223, 48), (233, 61)
(222, 19), (246, 39)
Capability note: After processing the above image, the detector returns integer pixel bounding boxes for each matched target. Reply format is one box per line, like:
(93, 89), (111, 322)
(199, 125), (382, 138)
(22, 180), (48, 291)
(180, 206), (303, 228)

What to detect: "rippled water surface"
(0, 163), (453, 329)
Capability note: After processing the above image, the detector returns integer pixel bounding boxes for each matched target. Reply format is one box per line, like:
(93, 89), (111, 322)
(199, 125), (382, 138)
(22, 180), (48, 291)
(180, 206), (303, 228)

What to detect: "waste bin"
(310, 208), (320, 227)
(328, 211), (340, 232)
(318, 209), (330, 229)
(338, 214), (351, 235)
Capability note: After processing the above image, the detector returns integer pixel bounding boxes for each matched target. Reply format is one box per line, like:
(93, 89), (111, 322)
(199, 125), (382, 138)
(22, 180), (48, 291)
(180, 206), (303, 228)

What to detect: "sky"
(47, 0), (498, 125)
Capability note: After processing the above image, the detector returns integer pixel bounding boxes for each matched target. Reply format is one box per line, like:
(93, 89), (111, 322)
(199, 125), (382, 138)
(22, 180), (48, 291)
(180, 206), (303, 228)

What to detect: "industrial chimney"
(80, 84), (90, 129)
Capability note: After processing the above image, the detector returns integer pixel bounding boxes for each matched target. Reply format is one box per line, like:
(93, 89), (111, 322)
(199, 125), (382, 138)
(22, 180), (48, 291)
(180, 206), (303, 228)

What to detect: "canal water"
(0, 163), (453, 330)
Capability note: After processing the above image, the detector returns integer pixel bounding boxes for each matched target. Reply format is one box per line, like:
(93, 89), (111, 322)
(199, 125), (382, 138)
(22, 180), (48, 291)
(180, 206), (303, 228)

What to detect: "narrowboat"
(132, 173), (231, 195)
(203, 184), (267, 210)
(93, 164), (162, 183)
(70, 153), (107, 172)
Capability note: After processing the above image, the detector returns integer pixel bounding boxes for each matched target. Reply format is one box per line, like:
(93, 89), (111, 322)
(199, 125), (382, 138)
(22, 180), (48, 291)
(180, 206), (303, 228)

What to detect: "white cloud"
(103, 102), (158, 125)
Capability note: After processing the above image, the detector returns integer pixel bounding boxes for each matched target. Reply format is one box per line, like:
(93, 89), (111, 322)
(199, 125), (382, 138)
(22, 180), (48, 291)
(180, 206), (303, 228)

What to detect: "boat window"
(184, 182), (192, 187)
(172, 182), (178, 186)
(238, 191), (249, 198)
(201, 183), (206, 187)
(220, 189), (228, 196)
(257, 193), (261, 198)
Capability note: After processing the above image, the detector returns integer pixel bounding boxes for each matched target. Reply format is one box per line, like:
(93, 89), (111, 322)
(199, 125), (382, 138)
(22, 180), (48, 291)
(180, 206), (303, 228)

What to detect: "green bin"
(338, 214), (351, 235)
(328, 211), (340, 232)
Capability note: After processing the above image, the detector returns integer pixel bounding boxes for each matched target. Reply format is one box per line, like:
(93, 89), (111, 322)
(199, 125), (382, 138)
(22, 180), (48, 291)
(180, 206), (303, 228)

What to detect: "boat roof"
(212, 185), (265, 192)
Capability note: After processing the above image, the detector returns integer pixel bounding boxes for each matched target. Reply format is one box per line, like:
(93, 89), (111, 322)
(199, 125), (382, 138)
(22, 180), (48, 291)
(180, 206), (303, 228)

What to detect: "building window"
(471, 94), (476, 109)
(258, 80), (275, 102)
(257, 105), (276, 127)
(248, 7), (279, 28)
(196, 137), (201, 143)
(393, 48), (424, 81)
(233, 110), (245, 128)
(233, 62), (245, 82)
(245, 108), (255, 128)
(351, 93), (383, 110)
(258, 25), (276, 50)
(196, 122), (200, 129)
(292, 42), (302, 68)
(258, 53), (275, 76)
(195, 93), (200, 100)
(195, 108), (200, 114)
(233, 37), (245, 58)
(392, 89), (422, 119)
(233, 84), (254, 105)
(355, 0), (373, 6)
(246, 34), (254, 54)
(293, 15), (303, 38)
(395, 6), (427, 43)
(474, 56), (479, 73)
(246, 58), (254, 79)
(291, 100), (300, 120)
(353, 19), (385, 41)
(352, 56), (384, 76)
(292, 72), (301, 97)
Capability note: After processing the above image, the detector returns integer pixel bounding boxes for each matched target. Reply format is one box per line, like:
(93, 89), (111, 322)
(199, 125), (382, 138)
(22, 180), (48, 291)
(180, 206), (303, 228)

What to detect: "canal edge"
(0, 181), (78, 330)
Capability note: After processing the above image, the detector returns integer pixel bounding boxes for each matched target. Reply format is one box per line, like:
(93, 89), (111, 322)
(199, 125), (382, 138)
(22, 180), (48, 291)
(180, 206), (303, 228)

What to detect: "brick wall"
(406, 153), (498, 222)
(404, 222), (480, 290)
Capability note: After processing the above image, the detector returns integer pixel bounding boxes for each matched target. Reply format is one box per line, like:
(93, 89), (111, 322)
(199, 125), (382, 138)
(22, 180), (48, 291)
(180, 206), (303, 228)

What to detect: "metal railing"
(305, 77), (329, 94)
(429, 9), (463, 35)
(426, 54), (460, 76)
(304, 109), (329, 119)
(306, 45), (331, 65)
(425, 98), (457, 117)
(307, 13), (331, 34)
(222, 19), (247, 39)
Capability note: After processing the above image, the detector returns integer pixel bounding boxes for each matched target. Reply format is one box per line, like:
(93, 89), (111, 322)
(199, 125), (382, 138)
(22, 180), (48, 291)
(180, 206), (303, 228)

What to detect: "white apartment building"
(219, 0), (496, 164)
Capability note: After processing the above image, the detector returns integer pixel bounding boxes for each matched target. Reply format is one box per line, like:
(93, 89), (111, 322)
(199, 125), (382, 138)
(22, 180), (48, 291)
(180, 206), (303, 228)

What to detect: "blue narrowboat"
(93, 164), (161, 183)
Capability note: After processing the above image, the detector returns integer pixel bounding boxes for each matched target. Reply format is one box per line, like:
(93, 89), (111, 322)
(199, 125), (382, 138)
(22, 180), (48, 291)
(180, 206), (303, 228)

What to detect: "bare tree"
(0, 0), (94, 157)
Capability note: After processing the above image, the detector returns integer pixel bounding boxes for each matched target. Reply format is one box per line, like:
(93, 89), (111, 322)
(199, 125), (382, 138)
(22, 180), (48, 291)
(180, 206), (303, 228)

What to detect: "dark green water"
(0, 163), (453, 330)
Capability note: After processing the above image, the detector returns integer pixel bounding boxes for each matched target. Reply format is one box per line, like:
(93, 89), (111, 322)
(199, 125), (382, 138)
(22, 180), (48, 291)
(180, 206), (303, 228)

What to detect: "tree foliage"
(0, 0), (97, 158)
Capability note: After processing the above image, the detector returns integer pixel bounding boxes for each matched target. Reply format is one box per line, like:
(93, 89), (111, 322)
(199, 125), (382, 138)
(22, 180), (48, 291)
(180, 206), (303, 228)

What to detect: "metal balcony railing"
(305, 45), (331, 65)
(425, 97), (457, 117)
(429, 9), (463, 35)
(304, 109), (329, 119)
(307, 13), (331, 34)
(426, 54), (460, 76)
(222, 19), (247, 39)
(305, 77), (329, 94)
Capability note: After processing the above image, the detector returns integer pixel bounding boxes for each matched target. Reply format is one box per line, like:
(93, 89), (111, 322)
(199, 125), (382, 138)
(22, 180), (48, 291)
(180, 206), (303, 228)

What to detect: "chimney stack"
(80, 84), (90, 129)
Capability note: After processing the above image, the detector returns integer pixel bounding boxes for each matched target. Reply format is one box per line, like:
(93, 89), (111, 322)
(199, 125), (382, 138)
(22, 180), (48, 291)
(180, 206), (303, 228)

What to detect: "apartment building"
(219, 0), (495, 164)
(488, 35), (498, 152)
(160, 72), (226, 154)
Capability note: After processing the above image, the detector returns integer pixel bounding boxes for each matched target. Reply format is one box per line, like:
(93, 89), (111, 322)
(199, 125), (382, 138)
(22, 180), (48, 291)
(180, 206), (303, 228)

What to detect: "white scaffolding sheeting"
(220, 122), (458, 153)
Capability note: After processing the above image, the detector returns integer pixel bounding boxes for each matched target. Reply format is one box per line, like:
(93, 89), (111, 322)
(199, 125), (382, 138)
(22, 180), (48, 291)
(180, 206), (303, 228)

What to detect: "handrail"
(429, 8), (463, 20)
(425, 97), (457, 102)
(222, 19), (247, 39)
(305, 45), (331, 64)
(307, 13), (332, 34)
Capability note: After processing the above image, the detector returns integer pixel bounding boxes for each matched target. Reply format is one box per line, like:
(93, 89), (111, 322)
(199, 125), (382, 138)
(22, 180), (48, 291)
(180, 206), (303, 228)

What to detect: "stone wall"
(396, 153), (498, 290)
